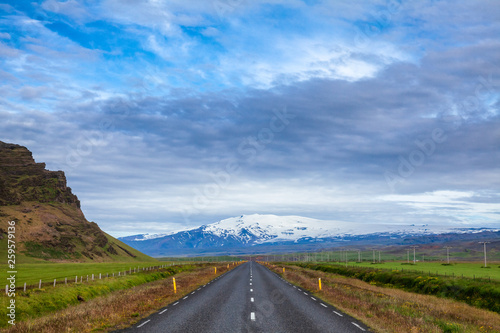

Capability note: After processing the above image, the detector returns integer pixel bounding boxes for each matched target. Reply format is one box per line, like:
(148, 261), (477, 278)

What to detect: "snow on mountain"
(200, 214), (460, 243)
(124, 214), (470, 243)
(118, 214), (499, 257)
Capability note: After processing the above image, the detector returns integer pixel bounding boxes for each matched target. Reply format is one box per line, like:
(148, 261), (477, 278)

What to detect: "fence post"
(92, 274), (94, 281)
(53, 279), (56, 287)
(39, 279), (42, 289)
(99, 273), (101, 279)
(65, 277), (67, 285)
(5, 285), (7, 295)
(75, 276), (78, 283)
(24, 282), (26, 292)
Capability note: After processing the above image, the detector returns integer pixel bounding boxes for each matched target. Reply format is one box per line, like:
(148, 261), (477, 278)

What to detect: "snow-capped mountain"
(118, 214), (499, 257)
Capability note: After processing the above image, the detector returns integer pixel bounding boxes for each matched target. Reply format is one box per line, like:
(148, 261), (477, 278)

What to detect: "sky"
(0, 0), (499, 237)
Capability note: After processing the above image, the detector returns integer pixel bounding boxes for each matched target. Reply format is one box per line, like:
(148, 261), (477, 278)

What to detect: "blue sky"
(1, 0), (499, 236)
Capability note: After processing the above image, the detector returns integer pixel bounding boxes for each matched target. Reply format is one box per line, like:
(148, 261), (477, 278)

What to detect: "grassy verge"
(0, 263), (239, 331)
(290, 262), (500, 313)
(264, 263), (500, 333)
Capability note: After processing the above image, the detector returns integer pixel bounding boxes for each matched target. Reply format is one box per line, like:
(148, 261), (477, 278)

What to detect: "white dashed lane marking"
(173, 302), (179, 306)
(159, 308), (168, 314)
(250, 312), (256, 321)
(251, 297), (254, 302)
(352, 322), (366, 331)
(310, 297), (316, 301)
(333, 311), (343, 317)
(137, 319), (151, 328)
(320, 303), (327, 308)
(183, 296), (188, 299)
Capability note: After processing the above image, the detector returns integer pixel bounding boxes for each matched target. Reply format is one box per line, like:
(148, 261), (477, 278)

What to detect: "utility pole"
(373, 249), (376, 264)
(411, 246), (418, 264)
(444, 246), (452, 264)
(478, 242), (490, 267)
(358, 250), (361, 262)
(378, 251), (381, 263)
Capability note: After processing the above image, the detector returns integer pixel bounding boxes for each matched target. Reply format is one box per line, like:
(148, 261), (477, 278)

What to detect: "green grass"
(342, 261), (500, 280)
(291, 262), (500, 314)
(0, 261), (164, 287)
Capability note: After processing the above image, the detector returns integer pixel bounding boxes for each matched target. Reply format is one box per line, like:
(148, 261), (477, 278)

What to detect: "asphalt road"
(115, 261), (371, 333)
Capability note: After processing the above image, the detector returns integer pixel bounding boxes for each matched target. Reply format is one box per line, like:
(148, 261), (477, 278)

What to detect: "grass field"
(0, 261), (166, 287)
(344, 261), (500, 280)
(288, 261), (500, 314)
(0, 263), (238, 330)
(266, 263), (500, 333)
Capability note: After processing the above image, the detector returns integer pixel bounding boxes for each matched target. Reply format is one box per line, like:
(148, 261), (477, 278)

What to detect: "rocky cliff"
(0, 141), (80, 206)
(0, 141), (153, 262)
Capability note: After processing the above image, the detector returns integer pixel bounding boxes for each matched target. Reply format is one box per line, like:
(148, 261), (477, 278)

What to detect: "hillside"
(0, 141), (154, 262)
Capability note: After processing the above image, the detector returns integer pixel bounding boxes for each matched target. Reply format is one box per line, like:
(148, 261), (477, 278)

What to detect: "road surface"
(115, 261), (371, 332)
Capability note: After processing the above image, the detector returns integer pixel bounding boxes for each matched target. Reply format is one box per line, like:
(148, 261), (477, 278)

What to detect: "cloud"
(0, 0), (498, 235)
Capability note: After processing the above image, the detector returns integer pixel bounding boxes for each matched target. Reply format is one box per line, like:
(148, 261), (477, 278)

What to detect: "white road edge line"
(159, 308), (168, 314)
(137, 319), (151, 328)
(333, 311), (343, 317)
(250, 312), (256, 321)
(351, 322), (366, 331)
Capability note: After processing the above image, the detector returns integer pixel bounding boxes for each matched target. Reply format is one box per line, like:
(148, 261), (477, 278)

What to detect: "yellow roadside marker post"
(215, 267), (217, 274)
(283, 267), (285, 274)
(173, 277), (177, 293)
(318, 278), (322, 291)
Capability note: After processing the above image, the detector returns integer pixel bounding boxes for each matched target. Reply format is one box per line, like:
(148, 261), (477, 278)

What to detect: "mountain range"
(119, 214), (500, 257)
